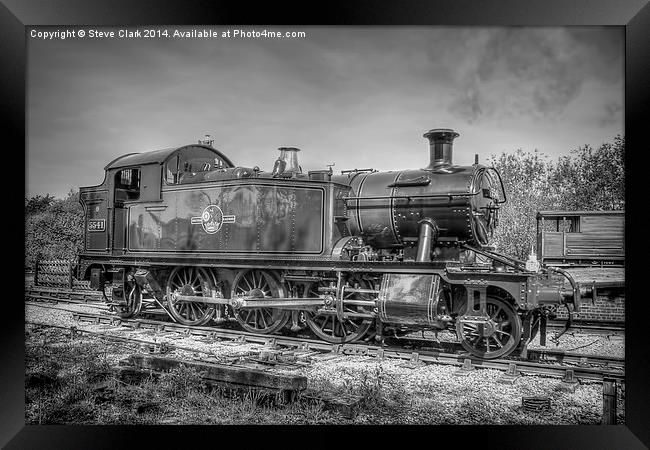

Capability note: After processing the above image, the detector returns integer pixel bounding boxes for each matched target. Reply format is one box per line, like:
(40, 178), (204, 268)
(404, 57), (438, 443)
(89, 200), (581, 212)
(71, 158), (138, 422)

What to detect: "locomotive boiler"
(76, 129), (580, 359)
(341, 129), (503, 250)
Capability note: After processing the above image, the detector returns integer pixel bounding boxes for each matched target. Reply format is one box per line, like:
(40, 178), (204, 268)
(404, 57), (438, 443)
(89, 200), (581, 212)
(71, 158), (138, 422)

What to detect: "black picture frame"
(5, 0), (648, 448)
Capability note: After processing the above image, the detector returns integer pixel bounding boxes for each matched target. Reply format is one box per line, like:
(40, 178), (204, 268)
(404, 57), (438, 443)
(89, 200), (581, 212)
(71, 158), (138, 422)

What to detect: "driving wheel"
(456, 296), (522, 359)
(166, 266), (216, 326)
(231, 269), (290, 334)
(304, 274), (373, 343)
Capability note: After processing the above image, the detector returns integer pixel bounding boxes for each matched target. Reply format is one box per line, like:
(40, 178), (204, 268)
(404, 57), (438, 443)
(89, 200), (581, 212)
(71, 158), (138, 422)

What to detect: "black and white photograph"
(21, 21), (632, 430)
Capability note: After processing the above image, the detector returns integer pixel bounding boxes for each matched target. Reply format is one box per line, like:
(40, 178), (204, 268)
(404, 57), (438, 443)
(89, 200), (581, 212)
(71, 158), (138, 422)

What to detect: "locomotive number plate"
(88, 219), (106, 232)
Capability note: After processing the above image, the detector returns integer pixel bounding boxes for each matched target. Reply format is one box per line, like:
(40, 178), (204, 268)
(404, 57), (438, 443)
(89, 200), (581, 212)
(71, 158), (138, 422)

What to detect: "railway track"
(25, 286), (104, 305)
(24, 287), (625, 378)
(38, 308), (618, 382)
(386, 333), (624, 371)
(547, 320), (625, 336)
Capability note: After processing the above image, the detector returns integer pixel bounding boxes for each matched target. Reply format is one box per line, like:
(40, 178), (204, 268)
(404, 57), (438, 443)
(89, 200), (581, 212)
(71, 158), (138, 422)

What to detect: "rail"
(55, 310), (623, 382)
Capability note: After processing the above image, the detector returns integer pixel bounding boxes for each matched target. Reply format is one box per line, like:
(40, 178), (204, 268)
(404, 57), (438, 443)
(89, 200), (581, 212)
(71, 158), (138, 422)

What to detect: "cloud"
(600, 101), (623, 127)
(426, 28), (623, 124)
(26, 27), (624, 197)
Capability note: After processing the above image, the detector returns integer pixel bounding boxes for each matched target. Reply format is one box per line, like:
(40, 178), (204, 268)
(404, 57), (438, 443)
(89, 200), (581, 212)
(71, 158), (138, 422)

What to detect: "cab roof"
(103, 144), (234, 170)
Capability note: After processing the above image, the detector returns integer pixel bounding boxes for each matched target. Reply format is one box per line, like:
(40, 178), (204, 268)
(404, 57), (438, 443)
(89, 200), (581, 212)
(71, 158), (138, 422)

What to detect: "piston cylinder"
(377, 273), (449, 328)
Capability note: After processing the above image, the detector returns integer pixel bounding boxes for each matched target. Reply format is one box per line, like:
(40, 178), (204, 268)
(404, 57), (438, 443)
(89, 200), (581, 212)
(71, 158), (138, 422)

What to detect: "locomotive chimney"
(423, 128), (460, 169)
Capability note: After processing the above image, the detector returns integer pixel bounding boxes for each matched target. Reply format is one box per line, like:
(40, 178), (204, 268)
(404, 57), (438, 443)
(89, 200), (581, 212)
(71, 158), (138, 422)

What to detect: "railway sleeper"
(122, 354), (308, 402)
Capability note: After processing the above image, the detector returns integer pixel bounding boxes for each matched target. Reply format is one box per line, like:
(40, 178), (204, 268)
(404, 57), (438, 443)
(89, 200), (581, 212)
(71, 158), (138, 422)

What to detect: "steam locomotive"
(76, 128), (579, 359)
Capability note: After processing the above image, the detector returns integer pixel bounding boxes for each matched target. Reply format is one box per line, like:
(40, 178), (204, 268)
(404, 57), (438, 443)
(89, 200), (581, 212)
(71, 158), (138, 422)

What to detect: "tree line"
(24, 136), (624, 269)
(488, 135), (624, 259)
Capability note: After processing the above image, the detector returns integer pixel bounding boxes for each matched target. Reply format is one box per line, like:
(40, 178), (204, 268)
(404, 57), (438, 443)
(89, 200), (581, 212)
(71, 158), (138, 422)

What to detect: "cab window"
(114, 168), (140, 201)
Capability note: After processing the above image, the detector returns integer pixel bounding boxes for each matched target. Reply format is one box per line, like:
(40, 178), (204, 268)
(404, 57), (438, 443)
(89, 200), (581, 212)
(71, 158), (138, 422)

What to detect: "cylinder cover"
(378, 273), (444, 327)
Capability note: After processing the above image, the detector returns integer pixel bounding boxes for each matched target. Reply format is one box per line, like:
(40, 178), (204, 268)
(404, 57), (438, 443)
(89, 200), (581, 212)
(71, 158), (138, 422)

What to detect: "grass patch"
(25, 326), (341, 424)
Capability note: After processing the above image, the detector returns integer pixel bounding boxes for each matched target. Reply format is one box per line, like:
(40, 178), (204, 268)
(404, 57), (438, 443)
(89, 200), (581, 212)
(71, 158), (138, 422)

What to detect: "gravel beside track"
(306, 357), (606, 424)
(527, 331), (624, 358)
(25, 302), (624, 424)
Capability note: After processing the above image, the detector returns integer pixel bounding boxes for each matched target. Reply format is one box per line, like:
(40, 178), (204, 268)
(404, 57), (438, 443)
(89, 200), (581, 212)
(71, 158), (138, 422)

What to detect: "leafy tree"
(487, 150), (559, 259)
(25, 190), (84, 269)
(551, 135), (625, 211)
(24, 194), (55, 215)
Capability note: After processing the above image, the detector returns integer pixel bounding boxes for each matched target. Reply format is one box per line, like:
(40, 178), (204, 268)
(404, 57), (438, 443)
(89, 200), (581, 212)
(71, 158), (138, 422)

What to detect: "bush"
(25, 190), (84, 270)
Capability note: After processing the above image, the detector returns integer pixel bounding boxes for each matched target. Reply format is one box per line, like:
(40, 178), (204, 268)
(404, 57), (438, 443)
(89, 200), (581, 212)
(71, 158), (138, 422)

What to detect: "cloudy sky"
(26, 26), (623, 198)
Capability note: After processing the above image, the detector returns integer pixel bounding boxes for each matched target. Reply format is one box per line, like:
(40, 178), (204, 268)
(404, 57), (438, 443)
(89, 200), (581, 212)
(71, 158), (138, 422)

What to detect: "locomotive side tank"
(128, 183), (326, 254)
(335, 129), (504, 249)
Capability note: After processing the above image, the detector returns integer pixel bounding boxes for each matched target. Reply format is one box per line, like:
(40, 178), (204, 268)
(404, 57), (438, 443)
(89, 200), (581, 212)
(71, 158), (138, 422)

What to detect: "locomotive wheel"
(118, 282), (142, 319)
(304, 275), (373, 344)
(455, 296), (522, 359)
(231, 269), (290, 334)
(166, 266), (215, 326)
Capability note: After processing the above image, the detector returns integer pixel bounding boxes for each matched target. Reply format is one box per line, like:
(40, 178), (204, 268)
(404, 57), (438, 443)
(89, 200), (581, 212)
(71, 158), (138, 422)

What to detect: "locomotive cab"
(79, 143), (235, 256)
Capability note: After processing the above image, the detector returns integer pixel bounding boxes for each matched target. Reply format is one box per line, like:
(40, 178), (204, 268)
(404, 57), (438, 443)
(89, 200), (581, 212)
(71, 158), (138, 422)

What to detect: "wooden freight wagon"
(536, 210), (624, 267)
(537, 211), (625, 322)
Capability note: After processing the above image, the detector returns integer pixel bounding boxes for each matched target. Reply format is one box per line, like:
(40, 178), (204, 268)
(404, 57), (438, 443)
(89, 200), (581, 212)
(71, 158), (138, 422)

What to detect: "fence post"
(33, 259), (39, 286)
(68, 260), (74, 289)
(602, 378), (617, 424)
